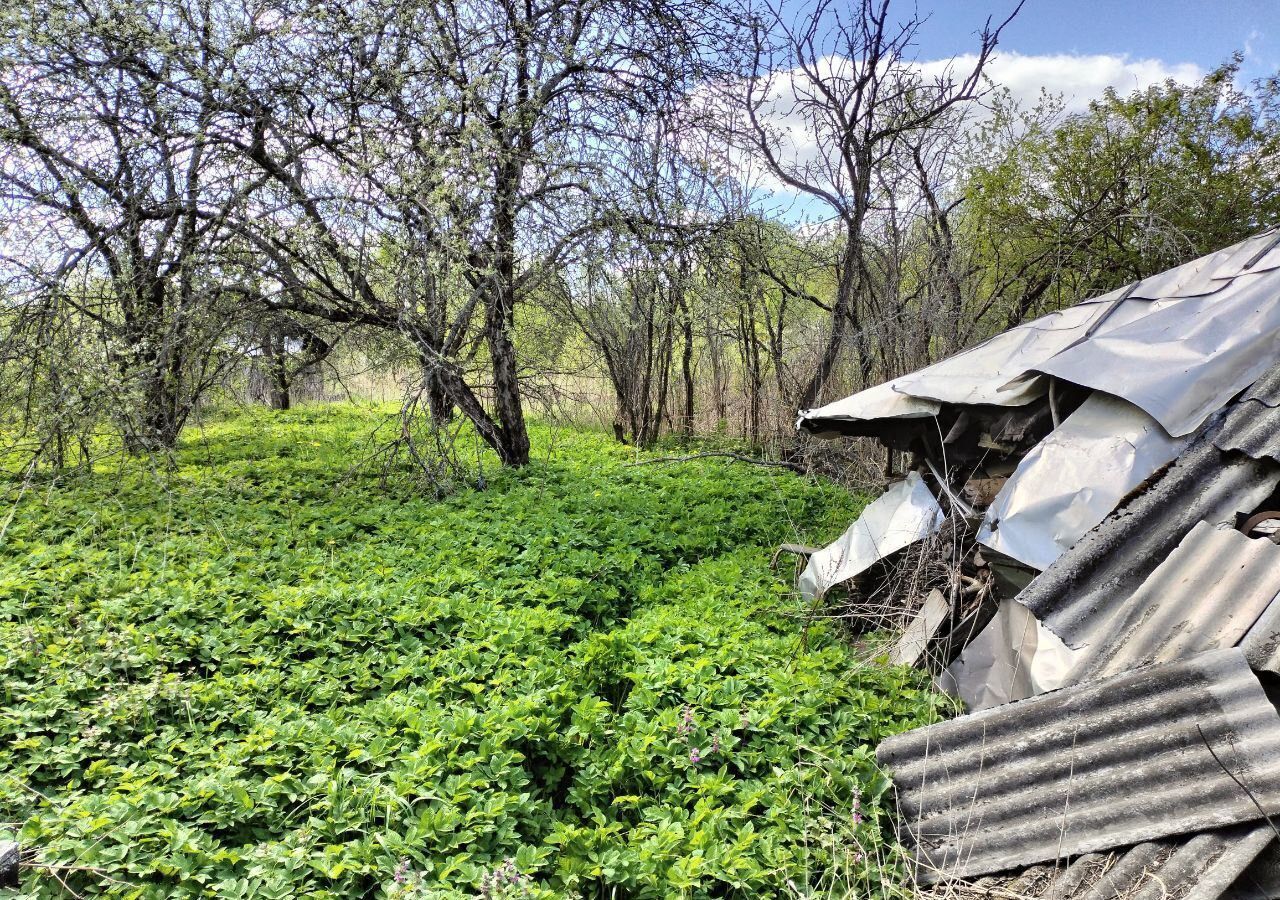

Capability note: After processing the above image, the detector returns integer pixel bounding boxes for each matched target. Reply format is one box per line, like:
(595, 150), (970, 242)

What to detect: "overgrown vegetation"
(0, 406), (944, 898)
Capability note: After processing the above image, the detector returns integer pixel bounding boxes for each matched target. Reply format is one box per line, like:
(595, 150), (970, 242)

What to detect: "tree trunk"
(799, 240), (868, 408)
(677, 259), (694, 435)
(485, 181), (530, 466)
(125, 369), (183, 453)
(266, 332), (291, 410)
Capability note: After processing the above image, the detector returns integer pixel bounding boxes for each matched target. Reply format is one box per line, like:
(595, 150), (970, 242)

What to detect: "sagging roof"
(799, 228), (1280, 442)
(800, 229), (1280, 576)
(792, 230), (1280, 892)
(877, 648), (1280, 884)
(1015, 363), (1280, 658)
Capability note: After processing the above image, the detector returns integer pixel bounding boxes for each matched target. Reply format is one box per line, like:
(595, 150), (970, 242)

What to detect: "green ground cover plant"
(0, 406), (944, 898)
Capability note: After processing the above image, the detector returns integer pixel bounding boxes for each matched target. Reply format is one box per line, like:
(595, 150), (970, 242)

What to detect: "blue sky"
(913, 1), (1279, 79)
(752, 1), (1280, 222)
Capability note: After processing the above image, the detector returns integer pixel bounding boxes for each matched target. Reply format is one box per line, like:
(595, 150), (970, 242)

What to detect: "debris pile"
(795, 228), (1280, 896)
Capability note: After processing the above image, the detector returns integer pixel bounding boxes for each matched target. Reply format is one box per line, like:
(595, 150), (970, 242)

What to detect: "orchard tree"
(0, 0), (255, 453)
(217, 0), (738, 465)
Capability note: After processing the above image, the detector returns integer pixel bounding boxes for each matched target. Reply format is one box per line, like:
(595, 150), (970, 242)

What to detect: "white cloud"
(742, 51), (1204, 212)
(955, 51), (1203, 113)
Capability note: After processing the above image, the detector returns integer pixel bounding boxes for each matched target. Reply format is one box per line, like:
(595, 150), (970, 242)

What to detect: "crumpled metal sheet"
(1015, 387), (1280, 652)
(1063, 522), (1280, 686)
(962, 823), (1275, 900)
(798, 228), (1280, 440)
(1131, 229), (1280, 299)
(797, 380), (940, 433)
(1029, 267), (1280, 437)
(889, 300), (1108, 407)
(977, 393), (1190, 571)
(797, 471), (943, 600)
(937, 597), (1078, 711)
(799, 298), (1120, 431)
(877, 648), (1280, 884)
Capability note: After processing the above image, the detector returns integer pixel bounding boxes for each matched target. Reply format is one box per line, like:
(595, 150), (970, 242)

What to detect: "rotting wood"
(889, 588), (951, 667)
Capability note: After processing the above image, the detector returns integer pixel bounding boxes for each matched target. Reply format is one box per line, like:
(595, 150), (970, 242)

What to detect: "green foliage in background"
(0, 406), (943, 898)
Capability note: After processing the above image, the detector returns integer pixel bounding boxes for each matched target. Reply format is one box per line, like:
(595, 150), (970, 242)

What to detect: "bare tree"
(738, 0), (1019, 407)
(205, 0), (734, 466)
(547, 105), (735, 446)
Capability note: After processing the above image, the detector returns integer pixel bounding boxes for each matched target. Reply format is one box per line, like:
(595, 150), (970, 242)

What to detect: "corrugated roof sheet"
(1230, 842), (1280, 900)
(1015, 380), (1280, 651)
(1242, 597), (1280, 675)
(1061, 522), (1280, 686)
(877, 648), (1280, 884)
(1216, 365), (1280, 464)
(961, 823), (1274, 900)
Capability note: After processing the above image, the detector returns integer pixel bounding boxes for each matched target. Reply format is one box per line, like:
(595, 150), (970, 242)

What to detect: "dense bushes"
(0, 407), (942, 898)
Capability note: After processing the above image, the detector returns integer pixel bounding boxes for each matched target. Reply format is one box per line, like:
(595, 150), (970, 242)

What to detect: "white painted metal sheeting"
(796, 471), (943, 600)
(799, 227), (1280, 441)
(977, 393), (1190, 571)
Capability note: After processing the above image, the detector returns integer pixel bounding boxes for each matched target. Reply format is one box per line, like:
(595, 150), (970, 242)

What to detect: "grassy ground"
(0, 405), (943, 899)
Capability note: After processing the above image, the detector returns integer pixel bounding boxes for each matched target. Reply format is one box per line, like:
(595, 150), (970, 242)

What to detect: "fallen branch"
(626, 452), (807, 473)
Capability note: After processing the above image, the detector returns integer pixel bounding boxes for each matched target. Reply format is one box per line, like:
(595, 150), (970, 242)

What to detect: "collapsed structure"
(796, 228), (1280, 896)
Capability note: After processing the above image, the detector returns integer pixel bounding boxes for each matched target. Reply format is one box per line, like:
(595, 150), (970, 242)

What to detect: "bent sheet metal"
(797, 471), (943, 600)
(878, 648), (1280, 884)
(976, 393), (1190, 571)
(799, 228), (1280, 443)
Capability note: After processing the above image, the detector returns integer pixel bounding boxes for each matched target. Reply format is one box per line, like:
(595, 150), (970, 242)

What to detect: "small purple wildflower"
(394, 858), (410, 884)
(689, 747), (702, 764)
(678, 704), (695, 738)
(852, 795), (863, 825)
(480, 859), (529, 897)
(709, 734), (720, 755)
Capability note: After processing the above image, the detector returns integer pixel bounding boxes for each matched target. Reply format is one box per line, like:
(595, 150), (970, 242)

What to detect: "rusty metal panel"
(877, 649), (1280, 883)
(1062, 522), (1280, 685)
